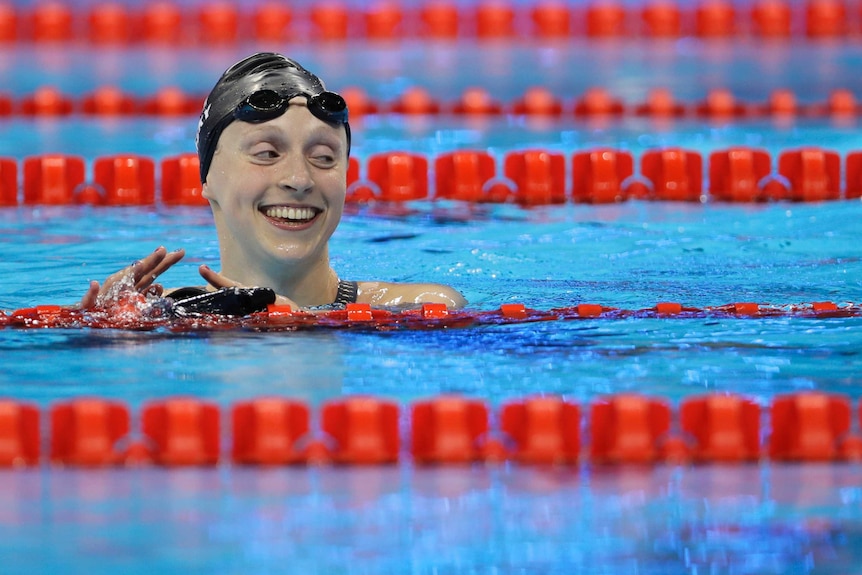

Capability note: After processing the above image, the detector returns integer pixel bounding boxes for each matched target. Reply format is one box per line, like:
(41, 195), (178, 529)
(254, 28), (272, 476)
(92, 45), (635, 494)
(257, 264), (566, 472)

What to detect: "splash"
(91, 268), (173, 327)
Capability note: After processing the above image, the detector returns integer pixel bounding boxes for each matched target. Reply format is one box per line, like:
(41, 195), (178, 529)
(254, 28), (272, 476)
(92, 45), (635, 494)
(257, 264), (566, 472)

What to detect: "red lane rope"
(3, 301), (860, 331)
(3, 303), (860, 468)
(2, 85), (860, 119)
(3, 146), (862, 206)
(1, 391), (861, 467)
(0, 0), (858, 44)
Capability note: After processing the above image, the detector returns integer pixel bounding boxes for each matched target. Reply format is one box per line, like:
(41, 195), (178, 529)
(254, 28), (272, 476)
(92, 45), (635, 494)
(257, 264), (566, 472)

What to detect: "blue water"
(3, 199), (861, 406)
(1, 31), (862, 575)
(1, 464), (861, 575)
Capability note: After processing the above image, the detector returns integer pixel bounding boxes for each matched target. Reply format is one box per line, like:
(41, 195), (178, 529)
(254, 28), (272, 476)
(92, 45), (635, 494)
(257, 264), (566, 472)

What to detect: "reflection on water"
(0, 464), (860, 574)
(0, 330), (349, 406)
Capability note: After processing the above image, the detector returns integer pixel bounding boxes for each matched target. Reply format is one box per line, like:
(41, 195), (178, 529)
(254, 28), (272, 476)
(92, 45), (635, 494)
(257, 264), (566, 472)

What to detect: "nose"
(277, 151), (314, 196)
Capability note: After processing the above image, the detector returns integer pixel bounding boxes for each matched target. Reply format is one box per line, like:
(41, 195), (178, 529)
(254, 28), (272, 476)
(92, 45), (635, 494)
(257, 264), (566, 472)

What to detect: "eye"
(249, 143), (279, 161)
(308, 145), (338, 168)
(312, 153), (335, 166)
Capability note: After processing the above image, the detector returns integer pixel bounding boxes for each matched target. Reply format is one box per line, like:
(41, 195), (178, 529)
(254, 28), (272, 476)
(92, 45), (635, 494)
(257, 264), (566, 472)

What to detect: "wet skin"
(80, 100), (465, 311)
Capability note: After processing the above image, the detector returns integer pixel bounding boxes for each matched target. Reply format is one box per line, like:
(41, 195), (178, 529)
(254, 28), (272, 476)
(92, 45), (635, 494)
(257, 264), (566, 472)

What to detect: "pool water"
(2, 181), (861, 575)
(2, 200), (861, 407)
(1, 464), (861, 574)
(1, 20), (862, 575)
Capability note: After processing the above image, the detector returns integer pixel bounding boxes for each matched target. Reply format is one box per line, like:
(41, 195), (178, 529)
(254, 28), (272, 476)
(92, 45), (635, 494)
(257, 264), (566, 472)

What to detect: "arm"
(357, 281), (467, 310)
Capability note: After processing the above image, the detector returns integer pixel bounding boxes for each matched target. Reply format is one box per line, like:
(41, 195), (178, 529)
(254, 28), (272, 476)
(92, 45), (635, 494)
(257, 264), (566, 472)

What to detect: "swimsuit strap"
(304, 279), (359, 311)
(333, 279), (359, 306)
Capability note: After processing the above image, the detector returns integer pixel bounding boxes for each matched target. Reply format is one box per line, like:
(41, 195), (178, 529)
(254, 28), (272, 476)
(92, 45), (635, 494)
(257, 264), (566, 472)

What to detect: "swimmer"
(79, 52), (466, 314)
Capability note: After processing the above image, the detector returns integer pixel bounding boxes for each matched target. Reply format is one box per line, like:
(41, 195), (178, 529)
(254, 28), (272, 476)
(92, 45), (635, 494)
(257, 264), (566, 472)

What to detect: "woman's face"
(202, 99), (348, 273)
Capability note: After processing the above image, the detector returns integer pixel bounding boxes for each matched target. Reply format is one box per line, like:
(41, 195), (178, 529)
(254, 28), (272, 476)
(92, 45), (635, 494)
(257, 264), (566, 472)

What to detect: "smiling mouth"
(261, 206), (322, 226)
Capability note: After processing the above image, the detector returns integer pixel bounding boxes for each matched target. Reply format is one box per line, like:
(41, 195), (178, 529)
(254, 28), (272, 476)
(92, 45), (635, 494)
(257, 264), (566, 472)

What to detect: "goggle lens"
(311, 92), (348, 121)
(235, 89), (348, 125)
(245, 90), (284, 113)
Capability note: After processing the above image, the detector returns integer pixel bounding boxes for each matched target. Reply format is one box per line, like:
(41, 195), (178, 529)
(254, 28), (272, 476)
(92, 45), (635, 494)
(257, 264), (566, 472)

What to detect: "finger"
(123, 252), (162, 291)
(134, 248), (185, 291)
(148, 248), (184, 278)
(146, 283), (165, 297)
(132, 246), (167, 276)
(198, 264), (240, 289)
(96, 247), (173, 300)
(79, 280), (100, 310)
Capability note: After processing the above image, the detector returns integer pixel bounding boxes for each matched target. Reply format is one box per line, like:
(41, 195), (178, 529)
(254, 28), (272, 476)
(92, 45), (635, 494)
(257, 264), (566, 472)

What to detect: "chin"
(265, 240), (327, 264)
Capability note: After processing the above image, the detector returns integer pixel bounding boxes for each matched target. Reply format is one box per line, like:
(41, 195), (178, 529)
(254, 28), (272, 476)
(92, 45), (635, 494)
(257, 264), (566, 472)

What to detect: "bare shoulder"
(357, 281), (467, 310)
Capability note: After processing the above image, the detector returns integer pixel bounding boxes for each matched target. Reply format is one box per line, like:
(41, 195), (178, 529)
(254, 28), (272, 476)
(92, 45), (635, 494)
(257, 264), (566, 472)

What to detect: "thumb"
(199, 264), (241, 289)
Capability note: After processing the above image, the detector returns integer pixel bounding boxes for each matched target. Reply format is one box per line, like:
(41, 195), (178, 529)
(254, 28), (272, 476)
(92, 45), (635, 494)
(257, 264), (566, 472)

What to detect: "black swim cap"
(196, 52), (351, 183)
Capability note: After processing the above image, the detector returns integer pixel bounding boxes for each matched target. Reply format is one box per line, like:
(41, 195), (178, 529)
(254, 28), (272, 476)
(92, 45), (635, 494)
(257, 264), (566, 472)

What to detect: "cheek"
(323, 167), (348, 197)
(204, 164), (260, 206)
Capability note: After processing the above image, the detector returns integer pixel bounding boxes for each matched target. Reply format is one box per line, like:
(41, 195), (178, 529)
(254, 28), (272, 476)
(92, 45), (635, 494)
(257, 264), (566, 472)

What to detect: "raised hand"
(79, 247), (185, 310)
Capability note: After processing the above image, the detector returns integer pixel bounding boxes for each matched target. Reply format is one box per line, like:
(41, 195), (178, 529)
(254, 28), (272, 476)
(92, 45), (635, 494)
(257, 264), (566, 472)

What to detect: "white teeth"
(264, 207), (316, 221)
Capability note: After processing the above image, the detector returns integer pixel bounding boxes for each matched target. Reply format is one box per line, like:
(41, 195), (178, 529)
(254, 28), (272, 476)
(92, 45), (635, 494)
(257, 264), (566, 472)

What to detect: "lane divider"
(1, 392), (860, 468)
(2, 85), (861, 119)
(3, 301), (860, 331)
(0, 0), (857, 43)
(3, 147), (862, 207)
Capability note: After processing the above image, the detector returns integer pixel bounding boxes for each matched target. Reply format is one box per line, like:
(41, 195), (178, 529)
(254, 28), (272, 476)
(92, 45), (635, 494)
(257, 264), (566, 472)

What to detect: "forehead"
(219, 101), (342, 143)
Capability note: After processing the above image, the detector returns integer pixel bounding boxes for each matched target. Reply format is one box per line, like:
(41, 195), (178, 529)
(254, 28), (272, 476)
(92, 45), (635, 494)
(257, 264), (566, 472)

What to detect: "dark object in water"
(170, 287), (276, 317)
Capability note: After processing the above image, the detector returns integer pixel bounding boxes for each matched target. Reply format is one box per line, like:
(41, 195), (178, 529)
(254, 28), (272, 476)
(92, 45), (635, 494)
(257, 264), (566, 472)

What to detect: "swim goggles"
(235, 89), (350, 126)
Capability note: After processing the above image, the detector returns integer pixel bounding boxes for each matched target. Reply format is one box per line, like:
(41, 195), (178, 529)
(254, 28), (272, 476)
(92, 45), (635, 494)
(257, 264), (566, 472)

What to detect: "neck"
(220, 247), (340, 307)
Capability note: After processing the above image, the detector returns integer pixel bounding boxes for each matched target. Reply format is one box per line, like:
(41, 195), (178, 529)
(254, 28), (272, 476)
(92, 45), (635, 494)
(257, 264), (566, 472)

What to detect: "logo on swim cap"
(195, 103), (211, 153)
